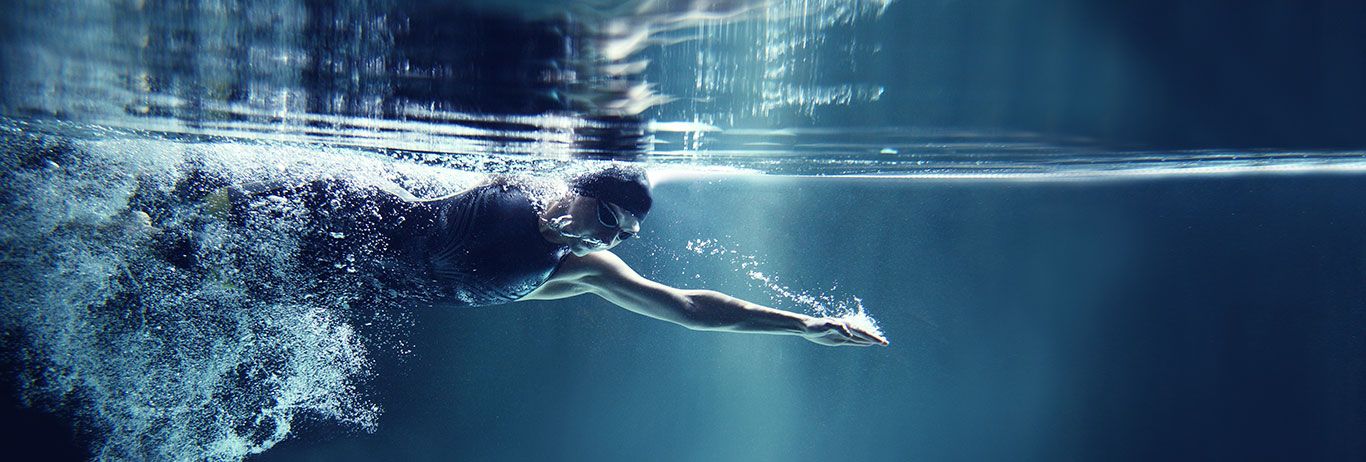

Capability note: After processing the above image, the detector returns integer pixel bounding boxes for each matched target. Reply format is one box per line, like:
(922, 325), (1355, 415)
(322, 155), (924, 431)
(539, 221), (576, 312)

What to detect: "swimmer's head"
(569, 164), (651, 222)
(542, 165), (651, 255)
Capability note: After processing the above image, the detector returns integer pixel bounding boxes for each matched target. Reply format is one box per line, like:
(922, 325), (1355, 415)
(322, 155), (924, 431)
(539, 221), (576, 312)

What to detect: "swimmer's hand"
(802, 317), (889, 347)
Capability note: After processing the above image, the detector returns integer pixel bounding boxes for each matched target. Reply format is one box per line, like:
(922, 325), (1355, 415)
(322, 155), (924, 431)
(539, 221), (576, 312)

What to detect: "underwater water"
(2, 0), (1365, 461)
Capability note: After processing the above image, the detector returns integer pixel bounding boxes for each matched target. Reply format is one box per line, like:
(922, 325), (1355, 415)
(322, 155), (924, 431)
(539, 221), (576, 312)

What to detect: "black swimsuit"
(229, 181), (570, 308)
(392, 183), (572, 306)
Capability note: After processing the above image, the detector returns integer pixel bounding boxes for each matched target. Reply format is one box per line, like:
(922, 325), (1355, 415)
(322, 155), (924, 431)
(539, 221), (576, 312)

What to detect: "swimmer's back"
(214, 179), (568, 307)
(392, 182), (571, 306)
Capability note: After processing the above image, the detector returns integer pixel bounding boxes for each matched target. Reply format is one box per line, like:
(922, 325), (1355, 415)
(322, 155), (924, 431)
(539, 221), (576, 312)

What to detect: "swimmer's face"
(558, 195), (641, 256)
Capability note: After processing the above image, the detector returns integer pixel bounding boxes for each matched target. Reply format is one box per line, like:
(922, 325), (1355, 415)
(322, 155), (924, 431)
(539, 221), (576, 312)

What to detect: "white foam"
(1, 132), (600, 461)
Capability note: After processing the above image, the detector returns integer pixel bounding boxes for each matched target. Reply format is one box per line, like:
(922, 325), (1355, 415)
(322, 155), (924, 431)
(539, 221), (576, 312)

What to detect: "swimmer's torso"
(231, 181), (570, 307)
(392, 183), (571, 306)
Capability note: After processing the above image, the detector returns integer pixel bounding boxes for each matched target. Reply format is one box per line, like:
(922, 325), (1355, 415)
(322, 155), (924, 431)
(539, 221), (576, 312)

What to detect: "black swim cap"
(570, 165), (652, 221)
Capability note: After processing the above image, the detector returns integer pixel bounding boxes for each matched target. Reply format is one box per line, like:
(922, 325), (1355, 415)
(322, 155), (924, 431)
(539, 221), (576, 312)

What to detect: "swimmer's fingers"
(803, 318), (885, 347)
(832, 320), (884, 347)
(825, 322), (868, 347)
(850, 325), (889, 346)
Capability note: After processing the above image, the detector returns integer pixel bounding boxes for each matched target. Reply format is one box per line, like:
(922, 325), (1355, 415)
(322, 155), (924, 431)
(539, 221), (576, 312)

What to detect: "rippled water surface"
(4, 0), (1364, 175)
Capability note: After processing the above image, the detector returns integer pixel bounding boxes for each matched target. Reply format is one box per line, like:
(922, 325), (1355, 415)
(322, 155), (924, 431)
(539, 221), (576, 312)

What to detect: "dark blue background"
(856, 0), (1366, 150)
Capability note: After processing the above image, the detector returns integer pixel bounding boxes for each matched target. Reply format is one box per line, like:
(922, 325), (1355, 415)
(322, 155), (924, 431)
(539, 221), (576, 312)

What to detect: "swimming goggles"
(596, 200), (637, 242)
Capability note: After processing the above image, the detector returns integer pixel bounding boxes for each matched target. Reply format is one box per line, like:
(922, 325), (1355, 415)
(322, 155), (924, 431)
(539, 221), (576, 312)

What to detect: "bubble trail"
(0, 130), (544, 461)
(683, 238), (884, 338)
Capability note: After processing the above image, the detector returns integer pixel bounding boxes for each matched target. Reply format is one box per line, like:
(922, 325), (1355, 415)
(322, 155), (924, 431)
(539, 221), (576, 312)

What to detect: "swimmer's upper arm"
(523, 252), (703, 327)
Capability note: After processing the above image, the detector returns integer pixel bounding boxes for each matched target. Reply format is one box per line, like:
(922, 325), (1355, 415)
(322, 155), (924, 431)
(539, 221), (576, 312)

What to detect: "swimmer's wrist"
(798, 315), (825, 337)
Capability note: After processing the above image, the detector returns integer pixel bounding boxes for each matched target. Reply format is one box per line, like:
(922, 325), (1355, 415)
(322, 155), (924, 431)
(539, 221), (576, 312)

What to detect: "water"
(2, 1), (1365, 461)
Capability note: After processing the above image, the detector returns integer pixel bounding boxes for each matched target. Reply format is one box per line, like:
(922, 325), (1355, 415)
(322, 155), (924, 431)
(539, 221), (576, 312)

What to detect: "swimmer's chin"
(569, 242), (612, 256)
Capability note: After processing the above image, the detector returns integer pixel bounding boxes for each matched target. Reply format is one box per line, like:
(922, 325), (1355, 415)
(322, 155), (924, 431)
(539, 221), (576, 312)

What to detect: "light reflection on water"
(4, 0), (1363, 176)
(11, 115), (1366, 178)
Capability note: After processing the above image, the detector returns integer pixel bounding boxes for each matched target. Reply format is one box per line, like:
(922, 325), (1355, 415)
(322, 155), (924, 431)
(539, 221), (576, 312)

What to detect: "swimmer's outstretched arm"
(522, 251), (888, 347)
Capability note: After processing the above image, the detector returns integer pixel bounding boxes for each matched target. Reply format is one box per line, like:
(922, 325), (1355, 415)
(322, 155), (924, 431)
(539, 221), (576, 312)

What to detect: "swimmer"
(195, 164), (885, 347)
(274, 165), (887, 347)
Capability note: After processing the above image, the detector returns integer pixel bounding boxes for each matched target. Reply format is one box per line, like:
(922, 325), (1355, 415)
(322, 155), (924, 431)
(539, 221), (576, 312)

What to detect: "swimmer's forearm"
(679, 290), (813, 335)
